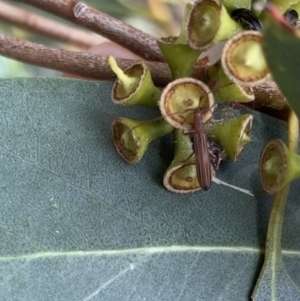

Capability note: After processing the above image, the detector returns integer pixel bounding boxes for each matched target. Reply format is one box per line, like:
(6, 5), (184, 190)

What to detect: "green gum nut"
(157, 37), (201, 79)
(221, 31), (269, 87)
(111, 117), (173, 164)
(260, 139), (300, 194)
(207, 114), (253, 160)
(163, 130), (215, 193)
(159, 78), (215, 130)
(206, 60), (254, 103)
(108, 56), (161, 109)
(157, 3), (201, 79)
(185, 0), (242, 51)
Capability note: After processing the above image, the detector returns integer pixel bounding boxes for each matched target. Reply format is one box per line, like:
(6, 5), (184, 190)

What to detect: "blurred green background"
(0, 0), (185, 77)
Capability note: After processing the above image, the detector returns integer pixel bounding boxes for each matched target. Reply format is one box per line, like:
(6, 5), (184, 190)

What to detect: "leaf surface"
(263, 15), (300, 119)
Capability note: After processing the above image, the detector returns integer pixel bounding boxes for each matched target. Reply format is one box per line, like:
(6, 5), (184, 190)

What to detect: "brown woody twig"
(12, 0), (164, 62)
(0, 34), (174, 85)
(253, 81), (287, 110)
(0, 1), (103, 49)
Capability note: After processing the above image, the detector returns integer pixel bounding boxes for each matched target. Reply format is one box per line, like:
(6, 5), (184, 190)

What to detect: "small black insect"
(208, 141), (226, 170)
(283, 9), (299, 27)
(231, 8), (263, 31)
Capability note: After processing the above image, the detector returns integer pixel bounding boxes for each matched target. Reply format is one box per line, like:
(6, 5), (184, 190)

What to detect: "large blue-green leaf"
(262, 13), (300, 119)
(0, 78), (299, 300)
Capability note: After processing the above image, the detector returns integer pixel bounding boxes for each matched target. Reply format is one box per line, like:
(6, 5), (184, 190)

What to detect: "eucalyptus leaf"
(262, 15), (300, 119)
(0, 78), (299, 301)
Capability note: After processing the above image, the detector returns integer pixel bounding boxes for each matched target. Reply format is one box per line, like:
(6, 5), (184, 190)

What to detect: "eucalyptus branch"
(253, 81), (287, 110)
(0, 1), (103, 49)
(0, 34), (173, 85)
(12, 0), (164, 62)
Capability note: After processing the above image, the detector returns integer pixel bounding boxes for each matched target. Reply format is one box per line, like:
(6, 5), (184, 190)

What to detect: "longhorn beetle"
(192, 107), (214, 190)
(189, 87), (227, 191)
